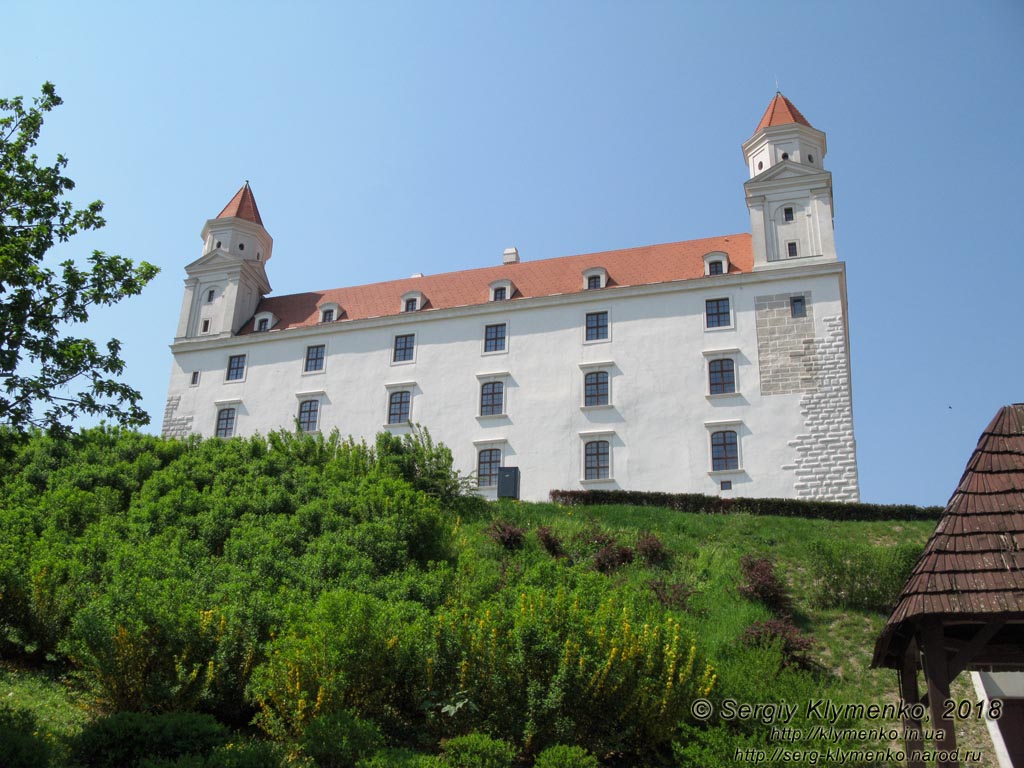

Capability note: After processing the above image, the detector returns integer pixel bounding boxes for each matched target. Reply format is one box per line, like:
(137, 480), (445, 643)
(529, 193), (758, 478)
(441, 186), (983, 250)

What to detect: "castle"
(162, 93), (859, 502)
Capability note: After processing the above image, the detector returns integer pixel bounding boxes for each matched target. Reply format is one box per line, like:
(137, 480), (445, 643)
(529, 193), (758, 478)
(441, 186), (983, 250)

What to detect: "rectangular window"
(320, 308), (334, 323)
(587, 275), (602, 290)
(257, 318), (269, 332)
(190, 371), (200, 387)
(720, 480), (732, 491)
(711, 430), (739, 471)
(585, 311), (608, 341)
(207, 289), (215, 303)
(790, 296), (806, 318)
(492, 286), (507, 301)
(584, 440), (610, 480)
(388, 390), (411, 424)
(480, 381), (504, 416)
(393, 334), (415, 362)
(708, 260), (724, 275)
(584, 371), (609, 406)
(787, 241), (798, 257)
(478, 448), (501, 488)
(304, 344), (326, 372)
(484, 323), (506, 353)
(298, 400), (319, 432)
(201, 319), (210, 333)
(216, 408), (236, 438)
(404, 298), (418, 312)
(708, 359), (736, 395)
(784, 207), (794, 222)
(226, 354), (246, 381)
(705, 298), (731, 328)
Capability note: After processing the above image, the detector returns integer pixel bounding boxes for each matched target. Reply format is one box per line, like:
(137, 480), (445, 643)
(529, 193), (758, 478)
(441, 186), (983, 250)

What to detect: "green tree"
(0, 83), (158, 435)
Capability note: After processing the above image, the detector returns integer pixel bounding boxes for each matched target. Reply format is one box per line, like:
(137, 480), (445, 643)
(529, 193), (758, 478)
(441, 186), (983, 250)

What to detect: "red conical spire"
(217, 181), (263, 226)
(755, 93), (813, 131)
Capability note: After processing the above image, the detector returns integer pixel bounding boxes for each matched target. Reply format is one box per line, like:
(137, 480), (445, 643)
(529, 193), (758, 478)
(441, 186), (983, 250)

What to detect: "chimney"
(503, 247), (519, 265)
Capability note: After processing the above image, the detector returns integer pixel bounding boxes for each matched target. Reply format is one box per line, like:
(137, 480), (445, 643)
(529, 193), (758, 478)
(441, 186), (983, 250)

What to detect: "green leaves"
(0, 83), (158, 436)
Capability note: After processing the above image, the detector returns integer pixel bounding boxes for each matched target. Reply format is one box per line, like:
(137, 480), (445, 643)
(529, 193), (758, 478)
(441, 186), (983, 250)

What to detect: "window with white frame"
(387, 390), (411, 424)
(703, 251), (730, 276)
(705, 298), (731, 329)
(584, 440), (610, 480)
(400, 291), (424, 313)
(320, 308), (335, 323)
(480, 381), (504, 416)
(585, 311), (609, 342)
(477, 447), (502, 488)
(709, 358), (736, 395)
(393, 334), (415, 363)
(582, 267), (607, 290)
(256, 318), (269, 332)
(584, 370), (609, 406)
(489, 279), (514, 302)
(304, 344), (326, 373)
(190, 371), (200, 387)
(484, 323), (506, 353)
(226, 354), (246, 381)
(215, 407), (236, 438)
(705, 420), (743, 473)
(297, 399), (320, 432)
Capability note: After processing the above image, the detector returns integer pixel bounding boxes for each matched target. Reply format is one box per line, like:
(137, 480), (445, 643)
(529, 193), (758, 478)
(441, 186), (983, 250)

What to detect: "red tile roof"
(756, 93), (813, 131)
(217, 182), (263, 226)
(873, 404), (1024, 668)
(246, 233), (752, 333)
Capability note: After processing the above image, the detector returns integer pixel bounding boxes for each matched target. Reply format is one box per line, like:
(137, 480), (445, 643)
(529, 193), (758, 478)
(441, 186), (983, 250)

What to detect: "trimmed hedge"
(548, 489), (942, 522)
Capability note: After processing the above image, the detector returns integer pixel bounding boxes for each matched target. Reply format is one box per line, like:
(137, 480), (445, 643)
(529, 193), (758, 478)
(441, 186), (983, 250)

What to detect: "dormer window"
(253, 311), (278, 333)
(582, 267), (607, 291)
(703, 251), (730, 277)
(316, 301), (340, 324)
(489, 279), (514, 302)
(400, 291), (424, 313)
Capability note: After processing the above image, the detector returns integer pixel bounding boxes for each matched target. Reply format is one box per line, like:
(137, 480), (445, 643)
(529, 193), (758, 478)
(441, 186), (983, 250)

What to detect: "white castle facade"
(162, 94), (859, 502)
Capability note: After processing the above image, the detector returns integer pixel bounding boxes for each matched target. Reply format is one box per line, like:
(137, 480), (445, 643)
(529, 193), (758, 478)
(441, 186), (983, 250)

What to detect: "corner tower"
(174, 183), (273, 339)
(743, 93), (836, 270)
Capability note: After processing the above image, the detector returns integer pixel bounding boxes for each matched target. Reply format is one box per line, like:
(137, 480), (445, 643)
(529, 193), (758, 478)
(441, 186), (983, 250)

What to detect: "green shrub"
(300, 710), (383, 768)
(808, 540), (922, 612)
(437, 733), (516, 768)
(0, 702), (54, 768)
(356, 748), (437, 768)
(138, 739), (288, 768)
(69, 711), (228, 768)
(533, 744), (598, 768)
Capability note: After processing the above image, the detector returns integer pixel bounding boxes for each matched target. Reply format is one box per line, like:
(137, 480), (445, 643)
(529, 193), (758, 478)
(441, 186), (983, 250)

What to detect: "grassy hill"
(0, 427), (985, 767)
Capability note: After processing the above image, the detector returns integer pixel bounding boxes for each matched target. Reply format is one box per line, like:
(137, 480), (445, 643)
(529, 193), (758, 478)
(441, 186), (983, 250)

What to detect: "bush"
(649, 578), (696, 610)
(138, 740), (288, 768)
(357, 748), (437, 768)
(300, 710), (383, 768)
(69, 711), (228, 768)
(742, 618), (814, 670)
(534, 744), (598, 768)
(593, 544), (634, 573)
(535, 526), (564, 559)
(437, 733), (516, 768)
(0, 703), (53, 768)
(736, 555), (792, 617)
(808, 540), (921, 612)
(635, 531), (671, 567)
(485, 520), (525, 551)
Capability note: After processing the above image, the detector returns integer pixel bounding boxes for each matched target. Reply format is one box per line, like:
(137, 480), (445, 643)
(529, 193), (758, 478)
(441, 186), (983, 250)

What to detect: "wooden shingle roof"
(873, 404), (1024, 667)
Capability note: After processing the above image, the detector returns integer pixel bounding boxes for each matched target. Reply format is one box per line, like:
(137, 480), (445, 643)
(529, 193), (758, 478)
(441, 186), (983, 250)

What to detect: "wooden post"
(899, 638), (926, 768)
(922, 621), (959, 768)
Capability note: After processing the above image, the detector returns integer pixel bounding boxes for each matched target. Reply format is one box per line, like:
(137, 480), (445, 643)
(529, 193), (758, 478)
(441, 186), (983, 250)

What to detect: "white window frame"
(295, 392), (324, 433)
(702, 251), (730, 277)
(489, 279), (514, 302)
(400, 290), (424, 313)
(318, 302), (340, 323)
(200, 318), (212, 334)
(213, 396), (243, 439)
(472, 438), (508, 492)
(391, 332), (417, 365)
(476, 371), (510, 419)
(481, 320), (509, 356)
(583, 307), (612, 345)
(578, 360), (614, 410)
(704, 295), (735, 332)
(702, 348), (741, 398)
(383, 381), (416, 427)
(582, 267), (608, 290)
(189, 371), (200, 387)
(579, 429), (616, 484)
(704, 419), (744, 475)
(224, 353), (247, 383)
(253, 311), (277, 333)
(302, 342), (328, 376)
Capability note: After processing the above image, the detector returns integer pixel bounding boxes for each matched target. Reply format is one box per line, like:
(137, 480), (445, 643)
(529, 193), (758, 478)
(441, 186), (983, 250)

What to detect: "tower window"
(206, 289), (215, 303)
(757, 161), (763, 170)
(790, 296), (807, 318)
(238, 243), (245, 251)
(190, 371), (200, 386)
(781, 152), (789, 160)
(201, 319), (210, 333)
(215, 240), (222, 249)
(783, 207), (794, 222)
(807, 154), (814, 164)
(787, 242), (798, 258)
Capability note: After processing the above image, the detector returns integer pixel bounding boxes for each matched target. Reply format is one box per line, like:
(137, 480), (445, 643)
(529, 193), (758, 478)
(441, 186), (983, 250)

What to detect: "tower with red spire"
(741, 93), (836, 269)
(174, 182), (274, 339)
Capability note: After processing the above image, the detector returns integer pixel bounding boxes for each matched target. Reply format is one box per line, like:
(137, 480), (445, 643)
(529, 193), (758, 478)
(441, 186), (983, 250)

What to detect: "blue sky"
(4, 1), (1022, 506)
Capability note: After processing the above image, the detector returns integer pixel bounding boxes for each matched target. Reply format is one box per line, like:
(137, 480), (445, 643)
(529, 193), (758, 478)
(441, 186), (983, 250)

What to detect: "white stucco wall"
(163, 262), (857, 502)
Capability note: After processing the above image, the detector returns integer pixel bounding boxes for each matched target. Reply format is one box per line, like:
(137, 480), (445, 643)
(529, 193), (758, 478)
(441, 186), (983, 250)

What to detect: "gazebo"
(872, 403), (1024, 767)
